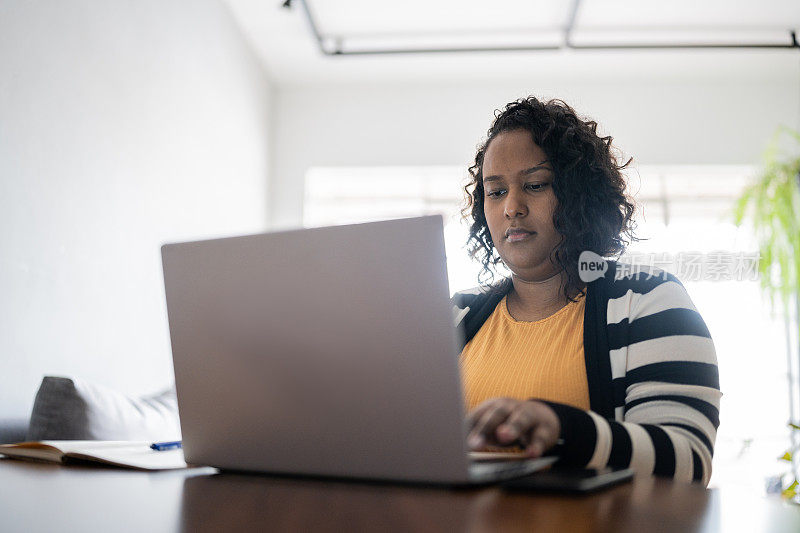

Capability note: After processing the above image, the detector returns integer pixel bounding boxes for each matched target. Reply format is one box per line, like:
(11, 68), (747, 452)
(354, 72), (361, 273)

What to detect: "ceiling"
(224, 0), (800, 85)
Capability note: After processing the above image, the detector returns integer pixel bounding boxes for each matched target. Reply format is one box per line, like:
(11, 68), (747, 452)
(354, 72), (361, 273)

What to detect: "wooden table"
(1, 458), (799, 532)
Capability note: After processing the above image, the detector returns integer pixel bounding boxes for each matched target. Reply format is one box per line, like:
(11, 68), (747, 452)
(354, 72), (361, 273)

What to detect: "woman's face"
(481, 129), (562, 281)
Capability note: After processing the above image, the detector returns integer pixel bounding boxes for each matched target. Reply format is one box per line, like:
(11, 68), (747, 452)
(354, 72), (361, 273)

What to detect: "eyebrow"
(483, 161), (552, 183)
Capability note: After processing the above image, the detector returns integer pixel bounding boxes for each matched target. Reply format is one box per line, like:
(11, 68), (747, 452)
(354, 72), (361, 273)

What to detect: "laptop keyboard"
(469, 456), (558, 482)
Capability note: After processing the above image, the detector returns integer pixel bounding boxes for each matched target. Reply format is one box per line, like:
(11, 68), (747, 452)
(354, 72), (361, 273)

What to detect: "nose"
(503, 189), (528, 219)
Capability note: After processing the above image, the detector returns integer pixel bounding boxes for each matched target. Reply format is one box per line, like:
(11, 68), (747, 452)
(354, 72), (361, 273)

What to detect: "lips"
(505, 228), (536, 243)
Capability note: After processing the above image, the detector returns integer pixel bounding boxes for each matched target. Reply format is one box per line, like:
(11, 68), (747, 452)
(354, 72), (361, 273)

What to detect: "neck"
(507, 270), (570, 318)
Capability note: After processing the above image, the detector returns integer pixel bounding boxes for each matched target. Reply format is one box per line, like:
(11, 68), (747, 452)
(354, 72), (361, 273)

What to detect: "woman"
(454, 97), (721, 486)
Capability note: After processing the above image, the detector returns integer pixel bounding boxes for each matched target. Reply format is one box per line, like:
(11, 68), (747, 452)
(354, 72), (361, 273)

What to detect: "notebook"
(0, 441), (190, 470)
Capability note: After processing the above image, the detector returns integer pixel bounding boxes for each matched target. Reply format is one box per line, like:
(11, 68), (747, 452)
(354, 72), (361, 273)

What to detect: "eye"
(485, 188), (506, 198)
(525, 182), (550, 192)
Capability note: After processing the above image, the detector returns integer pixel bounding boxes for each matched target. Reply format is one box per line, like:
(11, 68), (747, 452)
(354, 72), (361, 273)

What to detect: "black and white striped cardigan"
(451, 261), (721, 486)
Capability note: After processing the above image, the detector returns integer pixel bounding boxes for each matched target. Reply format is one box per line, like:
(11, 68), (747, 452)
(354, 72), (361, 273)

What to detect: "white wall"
(270, 75), (799, 227)
(0, 0), (272, 419)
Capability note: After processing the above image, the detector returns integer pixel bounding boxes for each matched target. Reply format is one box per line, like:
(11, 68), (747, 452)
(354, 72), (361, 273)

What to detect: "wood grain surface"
(1, 458), (798, 532)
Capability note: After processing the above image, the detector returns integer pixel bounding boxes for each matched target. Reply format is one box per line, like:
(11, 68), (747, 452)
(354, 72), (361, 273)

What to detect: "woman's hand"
(466, 398), (561, 458)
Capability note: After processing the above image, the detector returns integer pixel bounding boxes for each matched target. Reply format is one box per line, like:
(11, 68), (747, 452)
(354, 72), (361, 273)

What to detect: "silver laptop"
(161, 215), (556, 484)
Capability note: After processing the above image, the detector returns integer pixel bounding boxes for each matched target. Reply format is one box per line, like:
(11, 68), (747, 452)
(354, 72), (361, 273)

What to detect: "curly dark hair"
(464, 96), (636, 300)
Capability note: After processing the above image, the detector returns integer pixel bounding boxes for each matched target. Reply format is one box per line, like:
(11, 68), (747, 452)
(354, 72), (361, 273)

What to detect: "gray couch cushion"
(27, 376), (181, 441)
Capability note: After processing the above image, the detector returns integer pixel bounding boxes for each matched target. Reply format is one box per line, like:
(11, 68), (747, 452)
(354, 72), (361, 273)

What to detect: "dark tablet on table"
(500, 466), (634, 494)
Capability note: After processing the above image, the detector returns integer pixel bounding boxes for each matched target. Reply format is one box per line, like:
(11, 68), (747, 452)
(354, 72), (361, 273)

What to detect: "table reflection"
(178, 472), (716, 532)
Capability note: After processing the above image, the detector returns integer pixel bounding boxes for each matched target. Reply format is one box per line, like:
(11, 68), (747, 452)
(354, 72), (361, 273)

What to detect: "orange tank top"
(459, 294), (590, 412)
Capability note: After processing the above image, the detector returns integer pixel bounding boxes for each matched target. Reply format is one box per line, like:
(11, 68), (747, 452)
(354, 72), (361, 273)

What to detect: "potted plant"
(733, 125), (800, 502)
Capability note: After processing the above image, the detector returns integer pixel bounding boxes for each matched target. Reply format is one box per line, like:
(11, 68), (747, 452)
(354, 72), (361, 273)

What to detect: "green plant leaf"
(783, 479), (799, 499)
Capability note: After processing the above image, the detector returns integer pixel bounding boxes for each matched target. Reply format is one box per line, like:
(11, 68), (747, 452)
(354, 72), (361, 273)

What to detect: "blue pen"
(150, 440), (182, 451)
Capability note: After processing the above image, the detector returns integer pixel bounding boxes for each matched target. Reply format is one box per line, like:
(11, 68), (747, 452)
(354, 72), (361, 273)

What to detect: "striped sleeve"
(543, 277), (721, 486)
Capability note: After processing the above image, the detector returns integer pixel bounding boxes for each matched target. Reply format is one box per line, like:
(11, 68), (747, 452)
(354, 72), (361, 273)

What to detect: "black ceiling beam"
(283, 0), (800, 56)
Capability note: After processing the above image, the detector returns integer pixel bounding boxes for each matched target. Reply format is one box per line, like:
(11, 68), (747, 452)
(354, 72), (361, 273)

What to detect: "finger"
(466, 398), (515, 435)
(495, 406), (534, 445)
(465, 400), (499, 432)
(468, 401), (515, 449)
(524, 423), (557, 458)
